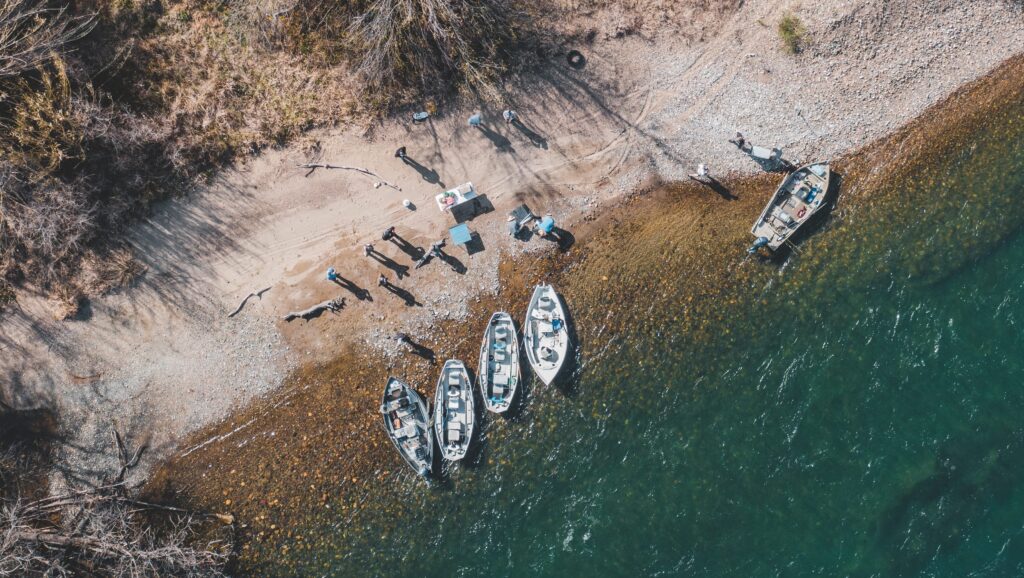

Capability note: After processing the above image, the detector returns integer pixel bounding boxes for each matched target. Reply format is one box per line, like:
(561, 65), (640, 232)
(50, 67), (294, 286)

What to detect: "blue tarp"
(449, 223), (472, 245)
(539, 216), (555, 233)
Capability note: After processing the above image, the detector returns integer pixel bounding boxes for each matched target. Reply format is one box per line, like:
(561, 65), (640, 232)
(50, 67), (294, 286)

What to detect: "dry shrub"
(0, 0), (94, 79)
(79, 247), (146, 295)
(287, 0), (539, 104)
(0, 282), (13, 309)
(2, 58), (85, 174)
(0, 0), (539, 300)
(0, 167), (95, 282)
(47, 284), (81, 320)
(1, 485), (232, 577)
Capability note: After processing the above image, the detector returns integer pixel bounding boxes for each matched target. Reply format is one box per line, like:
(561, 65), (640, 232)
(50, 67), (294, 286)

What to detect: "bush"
(287, 0), (539, 104)
(0, 0), (544, 303)
(778, 12), (806, 54)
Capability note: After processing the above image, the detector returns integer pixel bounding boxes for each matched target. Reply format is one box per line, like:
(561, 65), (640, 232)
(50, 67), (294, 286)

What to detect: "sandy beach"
(2, 0), (1022, 488)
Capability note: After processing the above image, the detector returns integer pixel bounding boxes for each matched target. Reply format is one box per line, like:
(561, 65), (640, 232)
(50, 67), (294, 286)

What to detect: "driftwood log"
(296, 163), (402, 191)
(227, 286), (272, 317)
(282, 297), (345, 321)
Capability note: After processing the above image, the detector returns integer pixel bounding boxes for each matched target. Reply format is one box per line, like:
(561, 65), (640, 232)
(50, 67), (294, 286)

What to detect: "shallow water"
(248, 61), (1024, 577)
(151, 59), (1024, 576)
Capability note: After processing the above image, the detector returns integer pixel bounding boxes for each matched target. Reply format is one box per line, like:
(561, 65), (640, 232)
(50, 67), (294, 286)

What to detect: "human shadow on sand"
(540, 227), (575, 252)
(690, 175), (738, 201)
(388, 234), (425, 260)
(331, 278), (372, 301)
(475, 125), (514, 152)
(402, 156), (446, 187)
(383, 283), (422, 307)
(435, 250), (467, 274)
(396, 334), (436, 364)
(369, 252), (410, 279)
(512, 120), (548, 149)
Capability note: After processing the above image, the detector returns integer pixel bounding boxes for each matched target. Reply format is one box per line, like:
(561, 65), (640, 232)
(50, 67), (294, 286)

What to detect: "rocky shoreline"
(147, 53), (1024, 574)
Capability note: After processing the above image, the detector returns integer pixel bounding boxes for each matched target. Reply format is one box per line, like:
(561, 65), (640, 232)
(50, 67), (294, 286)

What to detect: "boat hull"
(479, 312), (521, 413)
(523, 284), (570, 386)
(434, 360), (475, 461)
(380, 377), (433, 477)
(750, 162), (832, 250)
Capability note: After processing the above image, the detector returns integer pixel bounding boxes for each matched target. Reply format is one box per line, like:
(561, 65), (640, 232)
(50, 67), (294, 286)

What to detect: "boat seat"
(539, 296), (553, 310)
(394, 424), (417, 438)
(531, 309), (548, 320)
(448, 374), (460, 386)
(448, 428), (462, 443)
(448, 397), (460, 410)
(492, 383), (505, 396)
(495, 349), (508, 362)
(493, 373), (509, 386)
(538, 321), (555, 335)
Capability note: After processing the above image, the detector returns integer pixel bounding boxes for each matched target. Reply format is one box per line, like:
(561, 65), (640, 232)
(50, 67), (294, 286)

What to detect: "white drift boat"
(434, 360), (475, 461)
(380, 377), (433, 477)
(523, 284), (569, 385)
(749, 161), (831, 252)
(478, 312), (521, 413)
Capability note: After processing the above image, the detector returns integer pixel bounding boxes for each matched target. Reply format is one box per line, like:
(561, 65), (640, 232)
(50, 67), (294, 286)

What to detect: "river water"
(173, 61), (1024, 576)
(286, 62), (1024, 577)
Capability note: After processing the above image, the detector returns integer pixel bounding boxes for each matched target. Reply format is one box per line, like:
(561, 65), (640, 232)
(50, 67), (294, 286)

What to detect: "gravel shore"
(1, 0), (1021, 485)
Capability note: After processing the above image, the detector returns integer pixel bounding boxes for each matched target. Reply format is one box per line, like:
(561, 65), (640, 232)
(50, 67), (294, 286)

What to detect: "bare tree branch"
(227, 286), (272, 318)
(0, 0), (96, 79)
(296, 162), (402, 191)
(282, 296), (345, 321)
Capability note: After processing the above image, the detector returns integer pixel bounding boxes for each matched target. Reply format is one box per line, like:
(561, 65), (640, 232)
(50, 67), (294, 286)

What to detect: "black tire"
(567, 50), (585, 69)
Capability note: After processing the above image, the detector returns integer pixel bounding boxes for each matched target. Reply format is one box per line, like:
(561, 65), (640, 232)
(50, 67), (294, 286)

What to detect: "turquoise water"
(293, 227), (1024, 577)
(261, 72), (1024, 577)
(353, 235), (1024, 577)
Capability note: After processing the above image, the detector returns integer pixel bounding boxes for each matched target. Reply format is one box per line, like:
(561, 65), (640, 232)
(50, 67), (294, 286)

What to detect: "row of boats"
(379, 283), (570, 477)
(378, 163), (833, 476)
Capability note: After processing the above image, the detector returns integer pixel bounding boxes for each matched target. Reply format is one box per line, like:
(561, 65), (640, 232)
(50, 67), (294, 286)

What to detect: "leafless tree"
(0, 428), (233, 577)
(0, 0), (95, 79)
(317, 0), (534, 99)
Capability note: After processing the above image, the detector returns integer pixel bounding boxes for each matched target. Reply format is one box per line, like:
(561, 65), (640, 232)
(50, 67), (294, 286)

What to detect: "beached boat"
(523, 284), (569, 385)
(434, 360), (475, 461)
(379, 377), (433, 477)
(749, 161), (832, 252)
(478, 312), (521, 413)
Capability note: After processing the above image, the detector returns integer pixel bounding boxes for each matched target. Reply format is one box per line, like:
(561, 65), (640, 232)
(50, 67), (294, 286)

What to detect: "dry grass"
(47, 284), (81, 321)
(79, 247), (147, 295)
(0, 0), (678, 304)
(1, 1), (358, 299)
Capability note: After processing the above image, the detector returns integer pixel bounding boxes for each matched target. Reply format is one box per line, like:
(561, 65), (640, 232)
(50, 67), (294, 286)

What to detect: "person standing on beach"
(395, 146), (408, 161)
(364, 243), (375, 257)
(502, 110), (517, 125)
(689, 164), (710, 181)
(378, 274), (389, 288)
(468, 112), (482, 127)
(326, 267), (339, 282)
(729, 132), (746, 150)
(382, 226), (396, 242)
